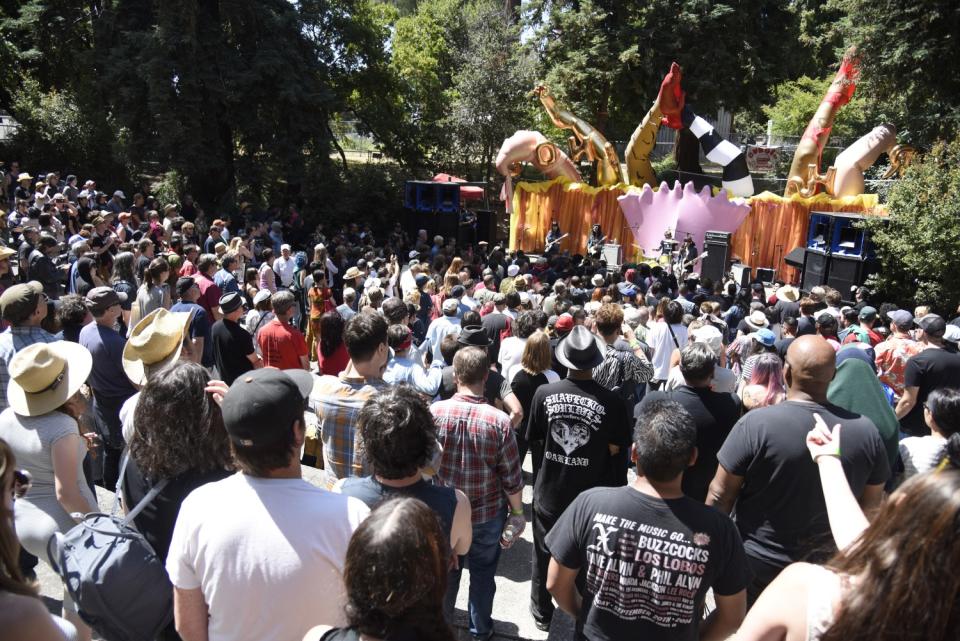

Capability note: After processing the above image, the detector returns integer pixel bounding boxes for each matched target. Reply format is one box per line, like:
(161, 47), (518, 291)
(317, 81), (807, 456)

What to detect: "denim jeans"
(444, 511), (506, 639)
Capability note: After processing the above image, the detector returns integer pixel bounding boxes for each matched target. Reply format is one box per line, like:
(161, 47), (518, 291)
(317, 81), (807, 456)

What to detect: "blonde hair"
(521, 331), (553, 375)
(424, 279), (437, 294)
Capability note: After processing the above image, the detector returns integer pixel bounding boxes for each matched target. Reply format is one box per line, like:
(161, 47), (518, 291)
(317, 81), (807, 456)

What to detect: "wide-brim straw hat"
(775, 284), (800, 302)
(746, 310), (769, 329)
(8, 341), (92, 417)
(122, 308), (195, 386)
(344, 266), (363, 281)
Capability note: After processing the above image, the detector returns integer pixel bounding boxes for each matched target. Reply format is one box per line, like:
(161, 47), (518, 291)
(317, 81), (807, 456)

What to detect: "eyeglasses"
(14, 469), (31, 498)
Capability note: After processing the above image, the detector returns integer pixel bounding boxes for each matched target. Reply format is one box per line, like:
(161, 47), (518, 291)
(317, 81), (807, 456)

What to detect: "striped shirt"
(592, 342), (654, 395)
(0, 326), (58, 413)
(430, 393), (523, 524)
(310, 374), (388, 480)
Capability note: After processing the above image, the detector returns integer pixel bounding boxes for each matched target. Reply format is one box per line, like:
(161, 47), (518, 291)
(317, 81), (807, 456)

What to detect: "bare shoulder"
(0, 592), (69, 640)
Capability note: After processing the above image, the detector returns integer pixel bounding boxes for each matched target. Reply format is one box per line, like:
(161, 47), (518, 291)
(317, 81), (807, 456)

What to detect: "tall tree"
(835, 0), (960, 146)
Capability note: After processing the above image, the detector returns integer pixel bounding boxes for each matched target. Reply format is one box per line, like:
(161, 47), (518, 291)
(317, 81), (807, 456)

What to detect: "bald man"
(707, 335), (889, 605)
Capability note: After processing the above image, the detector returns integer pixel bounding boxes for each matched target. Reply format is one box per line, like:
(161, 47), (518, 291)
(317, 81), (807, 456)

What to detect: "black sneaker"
(529, 604), (552, 631)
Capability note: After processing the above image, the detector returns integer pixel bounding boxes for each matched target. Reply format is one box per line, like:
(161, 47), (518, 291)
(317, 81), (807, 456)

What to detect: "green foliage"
(762, 75), (871, 143)
(863, 138), (960, 312)
(835, 0), (960, 147)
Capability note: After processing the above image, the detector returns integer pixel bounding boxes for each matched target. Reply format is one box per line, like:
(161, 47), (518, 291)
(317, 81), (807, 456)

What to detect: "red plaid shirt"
(430, 393), (523, 524)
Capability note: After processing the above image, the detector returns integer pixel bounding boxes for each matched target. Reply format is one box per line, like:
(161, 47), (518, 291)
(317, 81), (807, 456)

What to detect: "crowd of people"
(1, 165), (960, 641)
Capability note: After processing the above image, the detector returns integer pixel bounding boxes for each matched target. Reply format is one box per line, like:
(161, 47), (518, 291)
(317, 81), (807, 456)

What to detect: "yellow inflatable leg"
(625, 102), (662, 187)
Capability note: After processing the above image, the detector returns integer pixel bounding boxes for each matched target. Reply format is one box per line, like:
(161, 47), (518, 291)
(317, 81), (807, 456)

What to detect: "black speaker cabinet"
(701, 236), (731, 283)
(827, 255), (876, 297)
(784, 246), (806, 270)
(801, 249), (829, 291)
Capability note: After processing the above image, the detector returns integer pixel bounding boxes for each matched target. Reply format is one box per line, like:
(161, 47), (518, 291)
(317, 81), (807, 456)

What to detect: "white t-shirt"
(646, 321), (688, 380)
(120, 391), (141, 443)
(273, 255), (297, 287)
(166, 473), (369, 641)
(498, 336), (527, 376)
(899, 435), (946, 480)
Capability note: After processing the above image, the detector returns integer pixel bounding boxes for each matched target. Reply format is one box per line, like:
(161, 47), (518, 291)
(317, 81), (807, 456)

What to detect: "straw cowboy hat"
(122, 308), (195, 386)
(775, 284), (800, 302)
(7, 342), (92, 417)
(343, 266), (363, 281)
(745, 310), (770, 330)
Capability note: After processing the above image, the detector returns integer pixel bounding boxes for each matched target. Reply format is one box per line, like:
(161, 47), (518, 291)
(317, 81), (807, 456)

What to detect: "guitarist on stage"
(587, 223), (606, 259)
(675, 234), (700, 276)
(544, 220), (565, 257)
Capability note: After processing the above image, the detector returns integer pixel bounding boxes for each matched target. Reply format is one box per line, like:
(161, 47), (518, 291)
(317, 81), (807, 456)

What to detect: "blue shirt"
(79, 322), (137, 400)
(171, 302), (214, 366)
(0, 326), (58, 413)
(213, 269), (240, 296)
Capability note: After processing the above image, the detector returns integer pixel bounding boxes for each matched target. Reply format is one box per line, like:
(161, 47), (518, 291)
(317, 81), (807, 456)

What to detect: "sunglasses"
(13, 469), (31, 498)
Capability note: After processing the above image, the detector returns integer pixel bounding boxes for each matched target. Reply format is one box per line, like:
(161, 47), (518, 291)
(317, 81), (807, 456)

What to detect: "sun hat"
(221, 368), (315, 448)
(555, 325), (606, 371)
(507, 264), (520, 277)
(17, 172), (33, 181)
(7, 342), (92, 417)
(690, 324), (723, 356)
(122, 308), (195, 386)
(746, 310), (769, 329)
(344, 266), (362, 281)
(775, 284), (800, 302)
(751, 327), (776, 347)
(0, 245), (16, 261)
(591, 273), (604, 287)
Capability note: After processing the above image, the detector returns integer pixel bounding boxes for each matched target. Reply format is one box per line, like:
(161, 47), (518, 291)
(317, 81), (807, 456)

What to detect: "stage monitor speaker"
(415, 182), (436, 212)
(403, 181), (417, 209)
(784, 246), (806, 269)
(801, 249), (829, 291)
(602, 243), (622, 268)
(731, 264), (751, 288)
(701, 232), (731, 283)
(756, 267), (775, 283)
(827, 255), (875, 296)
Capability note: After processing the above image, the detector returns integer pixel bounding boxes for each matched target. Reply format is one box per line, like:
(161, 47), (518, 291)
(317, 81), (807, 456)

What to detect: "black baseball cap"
(222, 368), (315, 447)
(918, 314), (947, 338)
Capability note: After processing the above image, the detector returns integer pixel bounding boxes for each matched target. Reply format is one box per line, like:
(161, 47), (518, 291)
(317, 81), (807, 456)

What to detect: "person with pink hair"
(741, 353), (786, 410)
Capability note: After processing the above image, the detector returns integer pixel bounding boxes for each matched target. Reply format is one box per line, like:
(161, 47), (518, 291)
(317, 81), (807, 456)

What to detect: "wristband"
(510, 507), (524, 516)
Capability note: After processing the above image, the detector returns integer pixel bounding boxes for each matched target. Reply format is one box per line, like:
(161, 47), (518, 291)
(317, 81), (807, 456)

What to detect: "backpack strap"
(122, 479), (169, 526)
(111, 450), (132, 516)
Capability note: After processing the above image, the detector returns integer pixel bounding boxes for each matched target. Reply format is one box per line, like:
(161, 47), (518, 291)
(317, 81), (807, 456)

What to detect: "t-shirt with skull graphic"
(525, 378), (630, 519)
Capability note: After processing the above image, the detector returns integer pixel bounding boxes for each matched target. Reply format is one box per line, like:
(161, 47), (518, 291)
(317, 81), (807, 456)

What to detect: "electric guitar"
(674, 251), (708, 275)
(544, 233), (569, 254)
(588, 236), (606, 259)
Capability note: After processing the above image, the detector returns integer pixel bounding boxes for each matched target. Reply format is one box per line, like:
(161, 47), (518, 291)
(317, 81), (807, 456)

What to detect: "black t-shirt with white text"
(526, 379), (630, 518)
(638, 387), (742, 502)
(717, 400), (889, 567)
(211, 318), (256, 385)
(546, 486), (748, 641)
(901, 347), (960, 435)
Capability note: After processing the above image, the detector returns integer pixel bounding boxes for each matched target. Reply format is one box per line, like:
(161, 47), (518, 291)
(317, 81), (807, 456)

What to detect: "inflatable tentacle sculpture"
(881, 145), (917, 179)
(625, 62), (684, 188)
(679, 106), (754, 197)
(785, 48), (860, 197)
(495, 130), (581, 213)
(531, 85), (624, 186)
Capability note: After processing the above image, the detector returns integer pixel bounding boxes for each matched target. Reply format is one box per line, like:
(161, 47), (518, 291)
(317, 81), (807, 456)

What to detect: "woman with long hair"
(318, 311), (350, 376)
(131, 257), (171, 331)
(73, 256), (100, 297)
(508, 330), (559, 474)
(444, 256), (463, 283)
(646, 299), (688, 388)
(0, 342), (97, 641)
(123, 362), (234, 564)
(735, 425), (960, 641)
(110, 251), (138, 328)
(243, 267), (259, 308)
(0, 438), (77, 640)
(306, 271), (334, 361)
(740, 353), (786, 410)
(303, 497), (455, 641)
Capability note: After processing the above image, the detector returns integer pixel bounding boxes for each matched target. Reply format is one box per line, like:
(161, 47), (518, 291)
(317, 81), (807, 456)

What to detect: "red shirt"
(318, 342), (350, 376)
(194, 273), (222, 319)
(257, 318), (308, 369)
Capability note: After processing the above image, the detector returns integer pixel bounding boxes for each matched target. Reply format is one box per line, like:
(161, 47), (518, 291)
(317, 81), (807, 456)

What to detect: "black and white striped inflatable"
(681, 106), (754, 197)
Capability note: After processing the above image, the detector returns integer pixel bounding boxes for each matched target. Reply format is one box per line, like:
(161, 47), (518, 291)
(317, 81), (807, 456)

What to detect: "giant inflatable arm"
(785, 48), (860, 197)
(680, 106), (754, 197)
(495, 130), (581, 212)
(531, 86), (624, 186)
(625, 62), (685, 188)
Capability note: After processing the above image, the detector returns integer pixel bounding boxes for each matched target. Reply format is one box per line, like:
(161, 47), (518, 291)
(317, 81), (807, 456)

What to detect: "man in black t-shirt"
(211, 293), (261, 384)
(707, 335), (889, 604)
(547, 399), (748, 641)
(896, 314), (960, 435)
(525, 326), (630, 630)
(637, 342), (741, 502)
